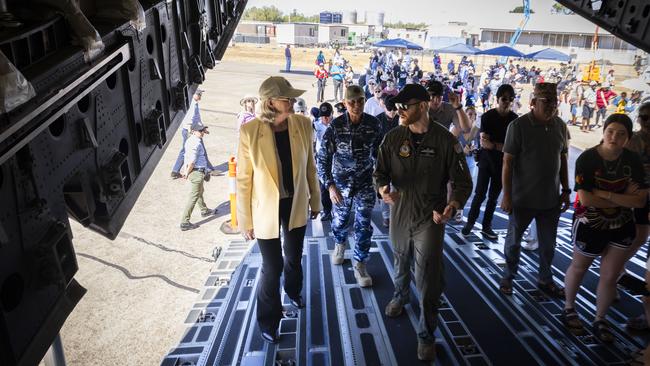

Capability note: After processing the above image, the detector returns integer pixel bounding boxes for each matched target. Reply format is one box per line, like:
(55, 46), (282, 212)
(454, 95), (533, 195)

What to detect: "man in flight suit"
(374, 84), (473, 361)
(317, 85), (383, 287)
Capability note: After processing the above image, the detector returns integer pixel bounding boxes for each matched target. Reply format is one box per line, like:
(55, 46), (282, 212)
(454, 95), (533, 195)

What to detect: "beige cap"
(258, 76), (305, 100)
(344, 85), (365, 100)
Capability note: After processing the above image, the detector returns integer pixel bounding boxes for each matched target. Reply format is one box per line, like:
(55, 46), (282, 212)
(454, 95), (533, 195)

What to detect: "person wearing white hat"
(237, 76), (321, 344)
(237, 95), (258, 129)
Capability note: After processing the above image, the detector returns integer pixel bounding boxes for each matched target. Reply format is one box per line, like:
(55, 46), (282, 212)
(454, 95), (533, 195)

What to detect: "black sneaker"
(481, 227), (498, 239)
(201, 209), (216, 217)
(260, 330), (278, 344)
(180, 222), (198, 231)
(171, 171), (182, 179)
(460, 224), (472, 236)
(289, 296), (304, 309)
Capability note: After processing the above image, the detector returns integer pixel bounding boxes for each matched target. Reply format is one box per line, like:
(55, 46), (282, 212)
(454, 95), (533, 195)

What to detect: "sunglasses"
(639, 114), (650, 122)
(395, 101), (421, 111)
(274, 97), (296, 103)
(500, 96), (515, 102)
(536, 97), (558, 106)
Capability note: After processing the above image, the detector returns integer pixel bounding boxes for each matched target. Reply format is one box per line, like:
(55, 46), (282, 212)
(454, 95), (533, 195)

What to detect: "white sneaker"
(354, 261), (373, 287)
(331, 243), (345, 265)
(521, 240), (538, 251)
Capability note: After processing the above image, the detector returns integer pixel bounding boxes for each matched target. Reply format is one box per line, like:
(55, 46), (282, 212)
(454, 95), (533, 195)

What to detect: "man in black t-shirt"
(375, 94), (400, 227)
(462, 84), (518, 239)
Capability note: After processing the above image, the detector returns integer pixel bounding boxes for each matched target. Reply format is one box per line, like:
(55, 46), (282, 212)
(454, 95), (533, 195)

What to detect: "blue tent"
(525, 48), (571, 62)
(434, 43), (482, 55)
(476, 45), (526, 58)
(373, 38), (424, 50)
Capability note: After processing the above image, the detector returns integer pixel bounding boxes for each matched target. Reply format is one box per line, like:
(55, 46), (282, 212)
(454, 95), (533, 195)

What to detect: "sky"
(244, 0), (561, 24)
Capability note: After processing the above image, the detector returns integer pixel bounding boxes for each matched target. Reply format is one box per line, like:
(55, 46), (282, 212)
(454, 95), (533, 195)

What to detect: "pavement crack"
(119, 232), (213, 263)
(76, 252), (200, 294)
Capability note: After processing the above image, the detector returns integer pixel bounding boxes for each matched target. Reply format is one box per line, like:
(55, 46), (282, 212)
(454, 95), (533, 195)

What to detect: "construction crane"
(501, 0), (530, 64)
(509, 0), (531, 47)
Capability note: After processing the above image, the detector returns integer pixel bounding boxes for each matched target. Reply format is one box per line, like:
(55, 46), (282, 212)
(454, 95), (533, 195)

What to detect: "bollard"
(228, 156), (237, 228)
(220, 155), (240, 234)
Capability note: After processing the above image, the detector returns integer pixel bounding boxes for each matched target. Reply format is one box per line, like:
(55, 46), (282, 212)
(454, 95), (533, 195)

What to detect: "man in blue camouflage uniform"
(317, 85), (383, 287)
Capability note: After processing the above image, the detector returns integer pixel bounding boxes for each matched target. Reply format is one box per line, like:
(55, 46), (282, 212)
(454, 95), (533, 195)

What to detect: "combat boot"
(353, 261), (373, 287)
(331, 243), (345, 265)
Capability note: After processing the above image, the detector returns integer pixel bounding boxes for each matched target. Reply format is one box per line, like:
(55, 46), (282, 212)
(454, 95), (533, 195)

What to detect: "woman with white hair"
(237, 76), (321, 343)
(237, 95), (258, 129)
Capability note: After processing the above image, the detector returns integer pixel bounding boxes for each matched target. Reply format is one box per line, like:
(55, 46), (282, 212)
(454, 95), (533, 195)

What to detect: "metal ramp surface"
(161, 202), (649, 365)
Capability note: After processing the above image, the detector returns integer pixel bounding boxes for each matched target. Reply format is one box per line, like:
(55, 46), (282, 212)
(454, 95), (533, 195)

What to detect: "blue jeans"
(172, 129), (189, 173)
(285, 57), (291, 72)
(172, 129), (214, 173)
(502, 205), (561, 283)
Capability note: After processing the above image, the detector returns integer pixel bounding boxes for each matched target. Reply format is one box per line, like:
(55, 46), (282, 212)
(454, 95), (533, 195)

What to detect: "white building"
(343, 24), (376, 43)
(276, 23), (319, 46)
(425, 22), (480, 50)
(318, 24), (348, 45)
(476, 13), (638, 64)
(385, 28), (428, 47)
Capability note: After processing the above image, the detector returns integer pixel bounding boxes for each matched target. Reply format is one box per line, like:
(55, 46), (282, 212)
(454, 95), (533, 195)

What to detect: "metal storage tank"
(319, 11), (333, 24)
(343, 10), (357, 25)
(366, 11), (385, 26)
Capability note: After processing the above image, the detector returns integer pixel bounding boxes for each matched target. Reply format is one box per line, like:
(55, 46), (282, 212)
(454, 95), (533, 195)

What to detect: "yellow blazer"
(237, 114), (321, 239)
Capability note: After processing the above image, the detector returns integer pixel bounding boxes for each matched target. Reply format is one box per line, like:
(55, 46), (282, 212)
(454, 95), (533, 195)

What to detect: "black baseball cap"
(380, 94), (396, 112)
(425, 80), (444, 96)
(319, 102), (333, 117)
(392, 84), (430, 105)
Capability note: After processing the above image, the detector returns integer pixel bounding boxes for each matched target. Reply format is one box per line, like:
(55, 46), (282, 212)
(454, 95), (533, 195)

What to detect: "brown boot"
(384, 298), (404, 317)
(417, 341), (436, 361)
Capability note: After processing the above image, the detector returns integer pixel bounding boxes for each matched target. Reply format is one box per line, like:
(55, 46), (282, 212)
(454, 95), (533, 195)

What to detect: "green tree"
(243, 6), (284, 22)
(551, 4), (574, 14)
(383, 21), (427, 30)
(509, 6), (534, 13)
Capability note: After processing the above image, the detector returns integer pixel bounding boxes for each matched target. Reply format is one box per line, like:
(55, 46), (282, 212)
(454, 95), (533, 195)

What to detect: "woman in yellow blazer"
(237, 76), (321, 343)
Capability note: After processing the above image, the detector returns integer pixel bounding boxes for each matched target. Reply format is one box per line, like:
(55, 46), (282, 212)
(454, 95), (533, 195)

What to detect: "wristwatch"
(455, 105), (463, 111)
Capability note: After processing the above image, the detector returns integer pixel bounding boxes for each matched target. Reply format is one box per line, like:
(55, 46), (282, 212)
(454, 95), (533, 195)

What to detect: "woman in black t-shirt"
(461, 84), (518, 239)
(562, 114), (647, 342)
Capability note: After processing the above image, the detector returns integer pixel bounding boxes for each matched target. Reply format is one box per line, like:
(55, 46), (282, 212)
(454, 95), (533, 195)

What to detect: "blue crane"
(500, 0), (531, 64)
(510, 0), (531, 47)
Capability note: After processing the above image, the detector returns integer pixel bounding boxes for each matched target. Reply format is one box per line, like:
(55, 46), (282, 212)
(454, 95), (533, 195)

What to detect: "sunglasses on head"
(395, 101), (421, 111)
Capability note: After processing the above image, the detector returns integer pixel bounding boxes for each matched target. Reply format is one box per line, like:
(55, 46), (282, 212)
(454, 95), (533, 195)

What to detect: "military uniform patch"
(399, 140), (411, 157)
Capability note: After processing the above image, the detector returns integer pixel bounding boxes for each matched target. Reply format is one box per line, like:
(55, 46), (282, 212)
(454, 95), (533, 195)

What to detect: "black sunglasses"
(395, 101), (421, 111)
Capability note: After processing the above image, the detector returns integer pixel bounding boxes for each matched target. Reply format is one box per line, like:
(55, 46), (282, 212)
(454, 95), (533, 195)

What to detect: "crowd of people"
(170, 49), (650, 362)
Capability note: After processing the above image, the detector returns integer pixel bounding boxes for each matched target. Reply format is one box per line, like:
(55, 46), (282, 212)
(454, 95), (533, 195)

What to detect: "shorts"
(572, 219), (636, 257)
(582, 105), (594, 119)
(634, 200), (650, 225)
